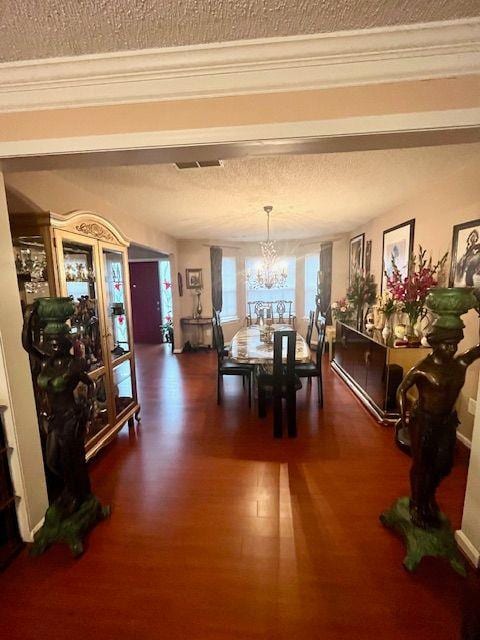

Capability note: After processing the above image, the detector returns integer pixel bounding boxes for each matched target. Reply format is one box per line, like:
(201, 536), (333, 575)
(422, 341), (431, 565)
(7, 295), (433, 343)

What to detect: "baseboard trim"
(173, 349), (183, 354)
(455, 529), (480, 568)
(456, 431), (472, 449)
(27, 516), (45, 543)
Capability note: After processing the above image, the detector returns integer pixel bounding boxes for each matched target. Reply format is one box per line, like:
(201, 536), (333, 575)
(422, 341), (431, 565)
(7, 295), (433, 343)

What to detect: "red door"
(129, 261), (163, 343)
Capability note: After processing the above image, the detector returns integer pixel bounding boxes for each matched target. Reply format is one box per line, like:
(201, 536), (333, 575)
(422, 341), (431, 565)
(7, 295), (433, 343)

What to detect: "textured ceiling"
(47, 144), (480, 242)
(1, 1), (479, 62)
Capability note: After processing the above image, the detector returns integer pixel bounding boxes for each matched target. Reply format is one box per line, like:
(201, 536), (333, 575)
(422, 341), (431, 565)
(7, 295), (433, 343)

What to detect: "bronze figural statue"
(397, 327), (480, 530)
(22, 300), (94, 517)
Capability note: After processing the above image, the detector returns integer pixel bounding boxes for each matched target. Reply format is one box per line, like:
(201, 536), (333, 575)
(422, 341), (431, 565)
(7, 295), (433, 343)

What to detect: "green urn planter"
(425, 287), (478, 331)
(36, 297), (74, 336)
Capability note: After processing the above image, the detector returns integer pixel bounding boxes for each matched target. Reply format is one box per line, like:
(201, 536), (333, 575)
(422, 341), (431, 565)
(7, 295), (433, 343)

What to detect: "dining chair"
(305, 310), (315, 348)
(213, 311), (230, 357)
(212, 319), (254, 406)
(295, 315), (326, 406)
(257, 330), (302, 438)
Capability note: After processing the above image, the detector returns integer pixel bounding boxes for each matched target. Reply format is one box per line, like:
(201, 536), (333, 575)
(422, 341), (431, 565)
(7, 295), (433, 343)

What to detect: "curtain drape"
(318, 242), (332, 324)
(210, 246), (223, 313)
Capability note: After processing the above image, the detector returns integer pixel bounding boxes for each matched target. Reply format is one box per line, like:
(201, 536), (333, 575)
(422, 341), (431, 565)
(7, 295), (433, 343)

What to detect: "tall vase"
(194, 292), (202, 319)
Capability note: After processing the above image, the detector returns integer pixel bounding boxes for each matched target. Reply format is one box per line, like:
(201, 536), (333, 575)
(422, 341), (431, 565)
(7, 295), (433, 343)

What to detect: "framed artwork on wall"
(365, 240), (372, 276)
(449, 218), (480, 287)
(349, 233), (365, 283)
(185, 268), (203, 289)
(381, 219), (415, 292)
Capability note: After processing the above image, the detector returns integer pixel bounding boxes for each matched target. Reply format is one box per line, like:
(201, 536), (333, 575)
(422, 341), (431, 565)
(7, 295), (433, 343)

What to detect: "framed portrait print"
(185, 268), (203, 289)
(449, 218), (480, 287)
(349, 233), (365, 283)
(381, 219), (415, 292)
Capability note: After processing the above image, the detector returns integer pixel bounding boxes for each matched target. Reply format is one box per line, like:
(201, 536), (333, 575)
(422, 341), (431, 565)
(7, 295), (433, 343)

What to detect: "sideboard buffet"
(331, 321), (429, 423)
(9, 210), (140, 463)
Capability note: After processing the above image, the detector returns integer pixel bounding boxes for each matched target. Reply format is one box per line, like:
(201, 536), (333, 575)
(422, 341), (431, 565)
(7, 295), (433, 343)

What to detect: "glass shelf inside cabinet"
(103, 249), (131, 361)
(62, 241), (103, 374)
(13, 235), (50, 312)
(112, 360), (134, 418)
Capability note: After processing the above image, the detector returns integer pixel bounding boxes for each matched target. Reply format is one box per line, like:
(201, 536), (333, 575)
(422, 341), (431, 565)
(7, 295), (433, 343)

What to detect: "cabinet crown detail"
(74, 222), (116, 243)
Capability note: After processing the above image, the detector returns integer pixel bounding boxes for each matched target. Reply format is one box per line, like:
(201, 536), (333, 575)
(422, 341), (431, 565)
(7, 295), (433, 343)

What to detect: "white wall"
(0, 172), (48, 540)
(349, 157), (480, 441)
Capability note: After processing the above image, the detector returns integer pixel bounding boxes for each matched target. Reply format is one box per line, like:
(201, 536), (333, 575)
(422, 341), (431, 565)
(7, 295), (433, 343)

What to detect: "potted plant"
(376, 292), (397, 339)
(386, 246), (448, 344)
(347, 272), (377, 331)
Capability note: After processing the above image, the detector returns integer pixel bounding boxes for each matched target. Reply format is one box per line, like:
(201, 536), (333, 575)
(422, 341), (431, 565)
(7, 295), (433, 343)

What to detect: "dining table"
(230, 324), (311, 366)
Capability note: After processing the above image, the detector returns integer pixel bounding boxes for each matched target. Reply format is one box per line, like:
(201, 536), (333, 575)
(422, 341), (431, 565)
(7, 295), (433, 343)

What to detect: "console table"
(331, 322), (429, 423)
(180, 317), (213, 349)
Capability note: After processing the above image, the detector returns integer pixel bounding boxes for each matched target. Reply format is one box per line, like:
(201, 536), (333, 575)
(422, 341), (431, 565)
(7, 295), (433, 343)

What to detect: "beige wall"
(0, 76), (479, 144)
(350, 156), (480, 441)
(6, 171), (178, 257)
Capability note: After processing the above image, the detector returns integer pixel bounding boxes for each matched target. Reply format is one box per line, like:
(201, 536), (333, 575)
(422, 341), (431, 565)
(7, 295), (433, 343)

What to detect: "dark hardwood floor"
(0, 344), (472, 639)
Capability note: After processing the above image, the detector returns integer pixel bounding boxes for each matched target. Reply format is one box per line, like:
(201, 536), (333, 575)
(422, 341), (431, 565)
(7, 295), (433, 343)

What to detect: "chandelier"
(246, 206), (288, 290)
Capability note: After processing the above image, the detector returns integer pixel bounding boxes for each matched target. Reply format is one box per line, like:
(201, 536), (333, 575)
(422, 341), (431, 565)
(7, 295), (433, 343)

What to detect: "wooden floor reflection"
(0, 344), (471, 639)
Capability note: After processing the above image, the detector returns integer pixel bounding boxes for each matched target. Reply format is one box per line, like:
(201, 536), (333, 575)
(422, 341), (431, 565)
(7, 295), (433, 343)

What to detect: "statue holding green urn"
(22, 297), (109, 556)
(382, 287), (479, 574)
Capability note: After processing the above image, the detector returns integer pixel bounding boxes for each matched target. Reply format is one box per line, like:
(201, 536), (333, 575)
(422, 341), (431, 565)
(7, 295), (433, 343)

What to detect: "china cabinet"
(9, 210), (140, 461)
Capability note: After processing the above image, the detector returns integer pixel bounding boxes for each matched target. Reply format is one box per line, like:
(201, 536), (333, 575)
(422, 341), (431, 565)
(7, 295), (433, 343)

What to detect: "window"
(221, 257), (237, 320)
(304, 253), (320, 317)
(245, 256), (296, 314)
(159, 259), (173, 325)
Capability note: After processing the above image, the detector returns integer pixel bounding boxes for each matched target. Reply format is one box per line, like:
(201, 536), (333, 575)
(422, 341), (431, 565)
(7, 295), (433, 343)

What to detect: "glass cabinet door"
(102, 248), (131, 360)
(58, 237), (105, 375)
(101, 246), (136, 418)
(12, 235), (51, 312)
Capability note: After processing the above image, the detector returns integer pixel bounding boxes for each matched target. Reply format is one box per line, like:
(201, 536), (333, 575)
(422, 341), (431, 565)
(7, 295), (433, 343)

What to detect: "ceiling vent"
(175, 160), (223, 170)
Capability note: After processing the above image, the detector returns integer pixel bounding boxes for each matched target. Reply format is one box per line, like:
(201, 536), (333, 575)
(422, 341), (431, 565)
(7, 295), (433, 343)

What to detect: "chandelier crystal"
(246, 206), (288, 290)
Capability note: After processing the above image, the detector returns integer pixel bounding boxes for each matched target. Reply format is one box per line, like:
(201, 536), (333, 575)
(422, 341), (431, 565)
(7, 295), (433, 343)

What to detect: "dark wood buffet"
(331, 322), (429, 423)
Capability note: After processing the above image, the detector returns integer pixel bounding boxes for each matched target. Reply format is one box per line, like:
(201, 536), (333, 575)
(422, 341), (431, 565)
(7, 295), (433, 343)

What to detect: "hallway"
(0, 344), (469, 639)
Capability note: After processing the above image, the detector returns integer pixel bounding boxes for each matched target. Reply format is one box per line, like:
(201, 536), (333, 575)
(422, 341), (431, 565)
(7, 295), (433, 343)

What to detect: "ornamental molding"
(74, 222), (116, 243)
(0, 18), (478, 112)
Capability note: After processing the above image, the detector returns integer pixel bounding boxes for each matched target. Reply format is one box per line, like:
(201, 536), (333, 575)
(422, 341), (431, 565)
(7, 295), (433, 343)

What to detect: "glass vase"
(406, 312), (421, 345)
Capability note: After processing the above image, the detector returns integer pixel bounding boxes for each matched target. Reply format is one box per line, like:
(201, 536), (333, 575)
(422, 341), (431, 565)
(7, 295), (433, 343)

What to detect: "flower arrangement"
(331, 298), (353, 324)
(385, 246), (448, 336)
(347, 272), (377, 329)
(377, 291), (397, 319)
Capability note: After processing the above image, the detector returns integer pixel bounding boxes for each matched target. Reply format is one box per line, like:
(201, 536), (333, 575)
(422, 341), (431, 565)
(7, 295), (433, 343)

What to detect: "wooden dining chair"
(295, 315), (326, 407)
(212, 319), (254, 406)
(305, 310), (315, 348)
(257, 330), (302, 438)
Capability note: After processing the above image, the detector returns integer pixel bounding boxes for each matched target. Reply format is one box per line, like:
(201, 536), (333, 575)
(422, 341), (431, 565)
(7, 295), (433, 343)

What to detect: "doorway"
(129, 261), (163, 344)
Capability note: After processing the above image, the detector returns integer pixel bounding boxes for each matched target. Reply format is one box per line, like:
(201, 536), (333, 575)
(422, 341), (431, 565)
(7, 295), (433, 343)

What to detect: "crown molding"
(0, 18), (479, 112)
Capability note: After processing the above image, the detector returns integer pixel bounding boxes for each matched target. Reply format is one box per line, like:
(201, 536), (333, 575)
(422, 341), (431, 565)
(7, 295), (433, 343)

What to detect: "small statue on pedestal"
(23, 297), (110, 557)
(381, 287), (479, 574)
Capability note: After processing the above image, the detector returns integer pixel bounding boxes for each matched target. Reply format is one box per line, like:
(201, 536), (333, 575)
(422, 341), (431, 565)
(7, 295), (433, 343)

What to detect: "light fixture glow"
(246, 206), (288, 290)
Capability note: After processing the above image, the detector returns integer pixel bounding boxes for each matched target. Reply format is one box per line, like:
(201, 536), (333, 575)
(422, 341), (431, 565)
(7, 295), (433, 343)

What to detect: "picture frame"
(449, 218), (480, 287)
(349, 233), (365, 283)
(381, 219), (415, 293)
(185, 268), (203, 289)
